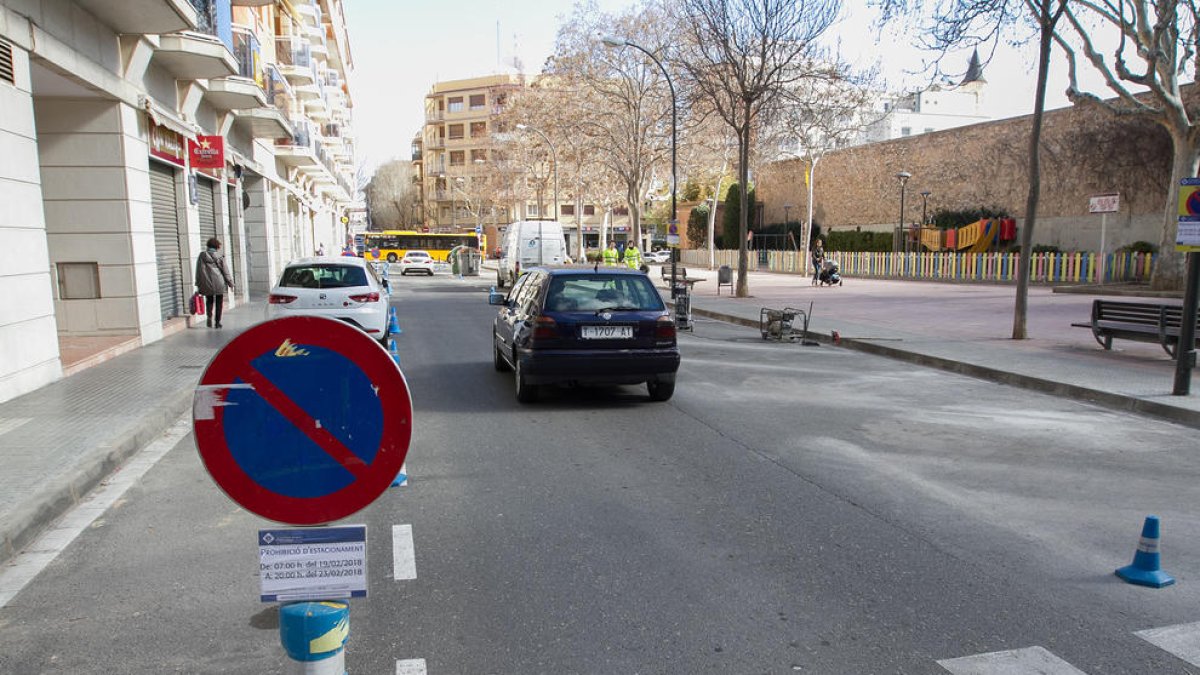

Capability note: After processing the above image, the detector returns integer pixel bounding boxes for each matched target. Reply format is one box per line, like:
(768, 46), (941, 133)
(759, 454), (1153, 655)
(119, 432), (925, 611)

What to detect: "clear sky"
(343, 1), (1095, 175)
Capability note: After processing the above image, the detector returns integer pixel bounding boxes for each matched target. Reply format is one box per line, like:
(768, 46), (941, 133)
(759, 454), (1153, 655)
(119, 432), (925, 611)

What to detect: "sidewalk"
(653, 263), (1200, 427)
(0, 300), (267, 569)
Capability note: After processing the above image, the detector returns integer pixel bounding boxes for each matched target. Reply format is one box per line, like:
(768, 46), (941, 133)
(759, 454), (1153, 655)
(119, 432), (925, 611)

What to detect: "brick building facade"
(754, 99), (1175, 252)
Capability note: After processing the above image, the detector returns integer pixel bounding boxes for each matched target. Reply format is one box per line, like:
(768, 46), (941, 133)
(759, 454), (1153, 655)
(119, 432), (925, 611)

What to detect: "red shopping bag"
(191, 292), (206, 316)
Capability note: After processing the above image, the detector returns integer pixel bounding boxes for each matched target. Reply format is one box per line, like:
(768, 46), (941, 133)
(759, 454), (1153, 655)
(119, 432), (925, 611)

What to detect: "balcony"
(233, 65), (291, 138)
(153, 0), (236, 80)
(206, 26), (266, 110)
(74, 0), (197, 34)
(294, 0), (322, 27)
(275, 119), (318, 167)
(425, 109), (444, 123)
(275, 37), (316, 84)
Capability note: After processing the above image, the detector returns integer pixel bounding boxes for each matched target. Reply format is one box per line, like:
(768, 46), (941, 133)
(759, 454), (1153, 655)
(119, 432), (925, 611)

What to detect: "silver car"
(267, 256), (391, 345)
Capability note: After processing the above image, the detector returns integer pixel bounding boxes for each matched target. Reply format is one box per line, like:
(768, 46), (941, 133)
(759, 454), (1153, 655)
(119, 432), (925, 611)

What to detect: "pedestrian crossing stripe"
(938, 646), (1087, 674)
(1136, 621), (1200, 667)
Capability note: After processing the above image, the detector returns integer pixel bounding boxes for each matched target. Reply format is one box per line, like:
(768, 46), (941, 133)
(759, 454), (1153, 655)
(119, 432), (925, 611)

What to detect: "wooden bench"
(661, 265), (687, 282)
(1071, 299), (1200, 356)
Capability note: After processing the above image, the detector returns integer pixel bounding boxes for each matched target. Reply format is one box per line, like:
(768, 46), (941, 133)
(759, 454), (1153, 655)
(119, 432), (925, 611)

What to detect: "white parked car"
(267, 256), (391, 345)
(644, 250), (671, 264)
(399, 250), (436, 276)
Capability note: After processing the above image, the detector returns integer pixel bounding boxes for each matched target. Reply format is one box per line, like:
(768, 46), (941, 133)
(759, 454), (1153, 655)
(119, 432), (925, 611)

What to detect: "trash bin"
(717, 265), (732, 295)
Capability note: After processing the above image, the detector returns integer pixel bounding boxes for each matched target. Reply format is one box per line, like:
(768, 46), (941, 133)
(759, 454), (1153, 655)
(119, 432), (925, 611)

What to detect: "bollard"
(279, 601), (349, 674)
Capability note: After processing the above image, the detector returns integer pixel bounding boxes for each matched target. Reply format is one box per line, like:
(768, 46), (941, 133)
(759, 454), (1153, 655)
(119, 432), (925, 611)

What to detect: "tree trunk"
(736, 116), (751, 297)
(1012, 10), (1056, 340)
(708, 171), (725, 270)
(803, 155), (819, 277)
(1152, 132), (1200, 290)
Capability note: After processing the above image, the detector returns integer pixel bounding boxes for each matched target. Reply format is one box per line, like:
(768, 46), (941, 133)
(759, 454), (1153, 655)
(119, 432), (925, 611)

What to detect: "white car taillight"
(269, 294), (298, 304)
(348, 292), (380, 303)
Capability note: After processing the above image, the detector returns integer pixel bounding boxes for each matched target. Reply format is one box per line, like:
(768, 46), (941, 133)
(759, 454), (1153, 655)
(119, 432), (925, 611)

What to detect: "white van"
(497, 220), (568, 288)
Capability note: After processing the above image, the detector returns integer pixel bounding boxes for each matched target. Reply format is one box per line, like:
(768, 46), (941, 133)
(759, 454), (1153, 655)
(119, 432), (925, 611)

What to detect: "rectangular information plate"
(259, 525), (367, 602)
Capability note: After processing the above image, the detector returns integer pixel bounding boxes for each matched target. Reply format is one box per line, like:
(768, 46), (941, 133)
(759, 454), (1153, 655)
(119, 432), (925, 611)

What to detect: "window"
(613, 206), (628, 216)
(900, 127), (911, 136)
(528, 204), (540, 216)
(469, 94), (485, 110)
(925, 127), (934, 134)
(449, 150), (465, 166)
(280, 264), (368, 289)
(447, 96), (463, 112)
(560, 204), (575, 216)
(57, 262), (100, 299)
(448, 124), (464, 139)
(470, 149), (487, 163)
(583, 205), (595, 216)
(545, 275), (665, 312)
(470, 122), (487, 138)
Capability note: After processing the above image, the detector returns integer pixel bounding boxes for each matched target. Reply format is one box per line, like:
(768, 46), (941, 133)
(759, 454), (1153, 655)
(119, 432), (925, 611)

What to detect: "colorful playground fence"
(680, 249), (1155, 284)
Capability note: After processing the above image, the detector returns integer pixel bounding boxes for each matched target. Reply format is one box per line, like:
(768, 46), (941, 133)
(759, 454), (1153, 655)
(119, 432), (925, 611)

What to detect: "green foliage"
(930, 207), (1011, 230)
(1118, 240), (1157, 254)
(720, 183), (756, 249)
(681, 179), (705, 202)
(688, 203), (710, 247)
(825, 230), (892, 252)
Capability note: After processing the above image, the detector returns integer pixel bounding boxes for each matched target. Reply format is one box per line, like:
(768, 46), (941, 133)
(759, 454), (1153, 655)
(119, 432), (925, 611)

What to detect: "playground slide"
(967, 219), (997, 254)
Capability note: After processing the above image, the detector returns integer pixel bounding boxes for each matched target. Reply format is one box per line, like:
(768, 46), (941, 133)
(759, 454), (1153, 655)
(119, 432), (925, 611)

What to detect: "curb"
(0, 387), (193, 568)
(680, 304), (1200, 431)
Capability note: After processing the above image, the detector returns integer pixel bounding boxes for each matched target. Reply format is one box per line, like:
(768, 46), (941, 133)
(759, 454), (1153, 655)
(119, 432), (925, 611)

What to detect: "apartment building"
(419, 73), (636, 256)
(0, 0), (359, 404)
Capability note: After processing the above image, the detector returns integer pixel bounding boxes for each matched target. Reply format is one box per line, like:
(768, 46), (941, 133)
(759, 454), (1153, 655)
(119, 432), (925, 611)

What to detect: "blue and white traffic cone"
(279, 601), (349, 674)
(391, 461), (408, 488)
(388, 307), (401, 335)
(1115, 515), (1175, 588)
(388, 339), (400, 367)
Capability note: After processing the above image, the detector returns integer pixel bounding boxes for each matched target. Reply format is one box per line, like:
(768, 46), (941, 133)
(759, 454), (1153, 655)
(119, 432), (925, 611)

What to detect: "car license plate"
(581, 325), (633, 339)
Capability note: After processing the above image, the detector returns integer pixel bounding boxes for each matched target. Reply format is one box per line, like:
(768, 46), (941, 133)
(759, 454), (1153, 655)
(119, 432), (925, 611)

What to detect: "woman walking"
(195, 237), (234, 328)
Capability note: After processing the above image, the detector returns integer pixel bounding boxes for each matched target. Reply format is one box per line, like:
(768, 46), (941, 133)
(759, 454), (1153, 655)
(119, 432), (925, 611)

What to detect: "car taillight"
(269, 294), (297, 304)
(655, 315), (676, 340)
(349, 292), (380, 303)
(532, 316), (558, 341)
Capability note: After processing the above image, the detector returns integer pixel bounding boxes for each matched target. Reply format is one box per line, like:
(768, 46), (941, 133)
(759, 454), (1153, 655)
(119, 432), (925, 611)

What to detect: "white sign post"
(1089, 193), (1120, 284)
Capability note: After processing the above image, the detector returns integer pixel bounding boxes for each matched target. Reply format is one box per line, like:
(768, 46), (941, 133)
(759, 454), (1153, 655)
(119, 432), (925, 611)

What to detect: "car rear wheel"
(647, 379), (675, 402)
(514, 358), (537, 403)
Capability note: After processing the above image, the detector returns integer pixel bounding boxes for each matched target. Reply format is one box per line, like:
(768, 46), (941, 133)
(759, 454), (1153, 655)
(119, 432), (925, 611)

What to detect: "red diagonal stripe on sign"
(237, 364), (369, 480)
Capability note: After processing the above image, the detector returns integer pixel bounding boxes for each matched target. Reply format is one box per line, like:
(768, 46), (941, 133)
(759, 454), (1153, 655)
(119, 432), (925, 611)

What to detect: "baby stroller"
(816, 259), (842, 287)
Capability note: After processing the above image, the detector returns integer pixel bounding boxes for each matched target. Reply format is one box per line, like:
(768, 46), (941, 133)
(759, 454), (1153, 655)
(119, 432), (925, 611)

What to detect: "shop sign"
(149, 123), (186, 167)
(189, 135), (226, 169)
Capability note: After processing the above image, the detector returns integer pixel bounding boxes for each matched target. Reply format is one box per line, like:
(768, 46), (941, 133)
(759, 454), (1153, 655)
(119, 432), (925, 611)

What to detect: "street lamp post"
(602, 35), (678, 297)
(783, 204), (792, 225)
(920, 190), (931, 226)
(896, 171), (911, 254)
(515, 124), (558, 225)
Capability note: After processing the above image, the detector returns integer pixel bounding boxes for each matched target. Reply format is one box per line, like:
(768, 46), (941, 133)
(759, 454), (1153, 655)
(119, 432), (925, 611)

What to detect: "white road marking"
(0, 417), (32, 438)
(392, 524), (416, 580)
(938, 646), (1089, 674)
(1135, 621), (1200, 667)
(0, 415), (191, 609)
(396, 658), (427, 675)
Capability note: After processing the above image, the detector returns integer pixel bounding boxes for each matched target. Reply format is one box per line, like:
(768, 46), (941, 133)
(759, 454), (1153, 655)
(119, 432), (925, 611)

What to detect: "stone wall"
(754, 100), (1175, 251)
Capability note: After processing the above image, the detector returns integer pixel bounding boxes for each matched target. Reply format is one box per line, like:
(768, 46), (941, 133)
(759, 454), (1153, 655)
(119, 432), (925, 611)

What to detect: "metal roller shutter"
(150, 162), (184, 320)
(197, 177), (218, 246)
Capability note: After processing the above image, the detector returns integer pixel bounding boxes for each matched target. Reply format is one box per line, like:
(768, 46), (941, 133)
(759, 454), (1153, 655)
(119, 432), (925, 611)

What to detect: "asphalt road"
(2, 273), (1199, 674)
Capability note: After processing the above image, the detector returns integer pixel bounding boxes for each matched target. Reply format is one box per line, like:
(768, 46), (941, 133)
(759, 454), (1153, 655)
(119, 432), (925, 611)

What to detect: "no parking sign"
(193, 316), (412, 525)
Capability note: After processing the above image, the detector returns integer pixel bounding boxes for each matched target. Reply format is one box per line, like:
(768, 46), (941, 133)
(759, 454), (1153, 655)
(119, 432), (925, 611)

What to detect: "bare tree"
(875, 0), (1068, 338)
(766, 54), (882, 275)
(545, 0), (674, 248)
(1056, 0), (1200, 290)
(674, 0), (841, 297)
(364, 160), (420, 229)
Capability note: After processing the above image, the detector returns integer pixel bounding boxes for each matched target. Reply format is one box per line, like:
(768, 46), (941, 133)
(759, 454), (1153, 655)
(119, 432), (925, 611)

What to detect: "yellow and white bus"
(363, 231), (483, 263)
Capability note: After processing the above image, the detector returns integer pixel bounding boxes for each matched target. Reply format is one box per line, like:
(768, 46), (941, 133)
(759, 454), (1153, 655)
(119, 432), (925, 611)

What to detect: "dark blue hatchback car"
(489, 267), (681, 403)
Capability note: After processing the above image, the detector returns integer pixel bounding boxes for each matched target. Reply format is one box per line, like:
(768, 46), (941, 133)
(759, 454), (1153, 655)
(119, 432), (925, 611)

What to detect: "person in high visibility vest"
(624, 242), (642, 270)
(602, 242), (620, 267)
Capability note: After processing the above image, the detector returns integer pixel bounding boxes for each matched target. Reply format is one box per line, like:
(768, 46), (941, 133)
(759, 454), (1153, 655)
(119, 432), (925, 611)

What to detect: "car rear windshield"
(279, 264), (369, 289)
(543, 275), (665, 312)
